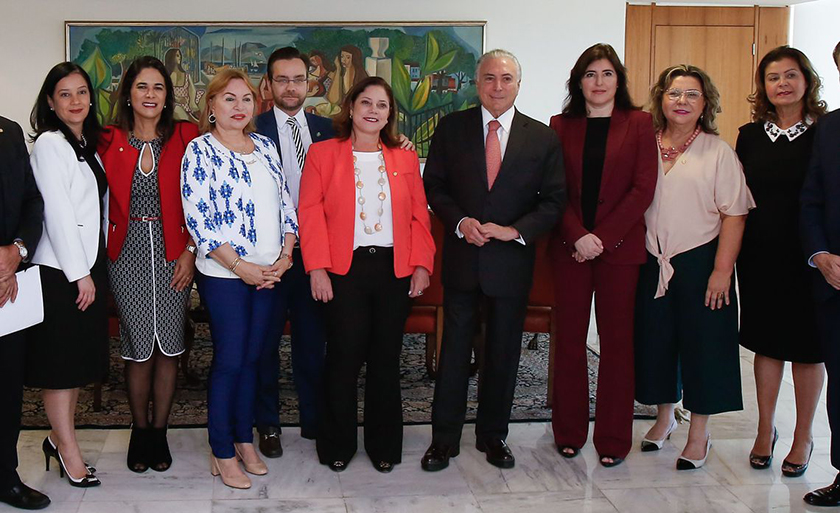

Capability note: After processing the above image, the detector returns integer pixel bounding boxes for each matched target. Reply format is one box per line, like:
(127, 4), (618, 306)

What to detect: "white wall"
(792, 0), (840, 110)
(0, 0), (627, 133)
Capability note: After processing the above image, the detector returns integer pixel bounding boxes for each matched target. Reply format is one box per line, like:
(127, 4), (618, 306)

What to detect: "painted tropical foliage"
(67, 23), (484, 158)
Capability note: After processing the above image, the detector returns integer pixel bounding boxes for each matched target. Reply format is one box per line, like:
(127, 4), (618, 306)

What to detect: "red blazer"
(299, 138), (435, 278)
(99, 122), (200, 262)
(548, 109), (657, 265)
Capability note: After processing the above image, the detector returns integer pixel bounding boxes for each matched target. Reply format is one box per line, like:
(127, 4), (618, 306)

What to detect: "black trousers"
(316, 247), (411, 464)
(431, 288), (529, 446)
(0, 330), (25, 490)
(817, 294), (840, 470)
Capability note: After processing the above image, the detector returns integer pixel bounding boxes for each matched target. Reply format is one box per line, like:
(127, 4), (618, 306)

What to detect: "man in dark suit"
(803, 43), (840, 508)
(422, 49), (565, 470)
(0, 116), (49, 510)
(253, 47), (335, 457)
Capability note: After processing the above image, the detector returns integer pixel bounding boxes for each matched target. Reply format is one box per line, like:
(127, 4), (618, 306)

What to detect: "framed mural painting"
(66, 21), (485, 158)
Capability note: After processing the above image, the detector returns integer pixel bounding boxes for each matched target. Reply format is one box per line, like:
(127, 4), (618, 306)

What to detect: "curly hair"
(648, 64), (722, 134)
(562, 43), (637, 117)
(749, 46), (826, 123)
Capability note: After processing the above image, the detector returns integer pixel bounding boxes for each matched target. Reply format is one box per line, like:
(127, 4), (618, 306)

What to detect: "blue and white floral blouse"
(181, 132), (298, 278)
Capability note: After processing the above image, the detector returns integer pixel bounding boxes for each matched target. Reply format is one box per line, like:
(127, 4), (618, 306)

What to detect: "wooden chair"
(406, 213), (445, 378)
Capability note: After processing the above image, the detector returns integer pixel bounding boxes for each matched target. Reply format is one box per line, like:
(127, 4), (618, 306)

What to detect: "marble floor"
(4, 348), (836, 513)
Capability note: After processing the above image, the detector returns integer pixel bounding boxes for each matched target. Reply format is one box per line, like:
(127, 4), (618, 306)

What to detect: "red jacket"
(298, 138), (435, 278)
(99, 122), (200, 262)
(548, 109), (658, 265)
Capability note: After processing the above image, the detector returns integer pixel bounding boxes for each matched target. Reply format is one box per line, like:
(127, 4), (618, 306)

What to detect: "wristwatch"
(13, 239), (28, 262)
(186, 244), (197, 255)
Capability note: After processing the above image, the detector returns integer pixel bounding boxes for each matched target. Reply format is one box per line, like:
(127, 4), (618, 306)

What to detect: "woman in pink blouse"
(634, 64), (755, 470)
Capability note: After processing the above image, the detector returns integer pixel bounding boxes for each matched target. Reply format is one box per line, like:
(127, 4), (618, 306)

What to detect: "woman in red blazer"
(549, 44), (657, 466)
(98, 57), (199, 474)
(299, 76), (435, 474)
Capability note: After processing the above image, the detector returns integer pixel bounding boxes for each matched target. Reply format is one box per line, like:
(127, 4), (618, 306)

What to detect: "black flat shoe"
(0, 483), (50, 510)
(749, 427), (778, 470)
(328, 460), (347, 472)
(258, 427), (283, 459)
(782, 441), (814, 478)
(805, 476), (840, 507)
(126, 426), (150, 473)
(558, 445), (580, 458)
(421, 442), (460, 472)
(373, 461), (393, 473)
(476, 439), (515, 469)
(599, 455), (624, 467)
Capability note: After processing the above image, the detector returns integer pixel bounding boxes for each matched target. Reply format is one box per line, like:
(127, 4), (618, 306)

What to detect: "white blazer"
(30, 131), (107, 282)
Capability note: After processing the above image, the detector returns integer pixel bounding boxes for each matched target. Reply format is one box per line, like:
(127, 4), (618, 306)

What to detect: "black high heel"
(43, 437), (96, 474)
(149, 427), (172, 472)
(749, 427), (779, 470)
(782, 441), (814, 477)
(127, 426), (150, 473)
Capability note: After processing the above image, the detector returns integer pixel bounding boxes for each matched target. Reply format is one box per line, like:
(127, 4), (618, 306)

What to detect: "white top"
(353, 150), (394, 249)
(30, 131), (108, 282)
(272, 106), (312, 206)
(199, 156), (283, 278)
(644, 131), (755, 298)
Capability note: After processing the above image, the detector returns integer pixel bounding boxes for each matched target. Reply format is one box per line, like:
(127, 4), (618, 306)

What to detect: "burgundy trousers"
(551, 256), (639, 459)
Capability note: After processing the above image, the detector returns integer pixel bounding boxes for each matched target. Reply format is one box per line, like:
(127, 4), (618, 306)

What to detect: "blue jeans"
(197, 273), (280, 458)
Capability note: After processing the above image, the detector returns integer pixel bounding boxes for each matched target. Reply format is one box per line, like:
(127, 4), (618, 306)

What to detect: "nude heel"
(234, 444), (268, 476)
(210, 454), (251, 489)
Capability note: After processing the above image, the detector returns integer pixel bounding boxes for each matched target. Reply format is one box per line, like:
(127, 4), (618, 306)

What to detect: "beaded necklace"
(657, 126), (701, 161)
(353, 144), (388, 234)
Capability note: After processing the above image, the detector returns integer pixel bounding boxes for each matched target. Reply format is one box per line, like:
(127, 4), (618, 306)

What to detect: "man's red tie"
(485, 120), (502, 189)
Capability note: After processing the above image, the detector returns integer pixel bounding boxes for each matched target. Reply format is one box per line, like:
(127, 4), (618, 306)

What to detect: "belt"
(129, 216), (161, 222)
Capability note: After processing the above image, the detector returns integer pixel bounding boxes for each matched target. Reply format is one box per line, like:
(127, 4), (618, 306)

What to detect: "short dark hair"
(333, 76), (400, 148)
(266, 47), (309, 79)
(749, 46), (826, 123)
(30, 61), (102, 157)
(114, 56), (177, 142)
(563, 43), (637, 116)
(834, 41), (840, 66)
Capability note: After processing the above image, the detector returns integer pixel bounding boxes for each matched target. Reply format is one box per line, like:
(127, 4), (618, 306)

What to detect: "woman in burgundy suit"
(549, 43), (658, 466)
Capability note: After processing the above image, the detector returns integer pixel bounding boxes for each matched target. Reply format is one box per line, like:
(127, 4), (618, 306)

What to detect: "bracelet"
(278, 253), (293, 264)
(229, 256), (242, 273)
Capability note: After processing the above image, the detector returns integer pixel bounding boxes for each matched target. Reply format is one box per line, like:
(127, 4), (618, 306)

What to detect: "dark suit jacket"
(423, 107), (565, 297)
(254, 109), (335, 162)
(548, 109), (657, 265)
(0, 116), (43, 267)
(801, 109), (840, 302)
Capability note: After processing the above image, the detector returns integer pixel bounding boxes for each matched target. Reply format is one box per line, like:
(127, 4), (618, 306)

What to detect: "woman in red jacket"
(98, 56), (199, 473)
(549, 43), (658, 466)
(299, 76), (435, 474)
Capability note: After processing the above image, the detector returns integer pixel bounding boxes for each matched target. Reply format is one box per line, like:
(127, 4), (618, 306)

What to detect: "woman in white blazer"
(25, 62), (108, 488)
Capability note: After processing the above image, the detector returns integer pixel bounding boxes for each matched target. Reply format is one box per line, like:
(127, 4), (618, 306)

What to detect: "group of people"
(1, 39), (840, 510)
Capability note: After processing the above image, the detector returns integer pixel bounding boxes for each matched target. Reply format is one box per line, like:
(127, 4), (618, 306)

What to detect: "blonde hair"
(648, 64), (722, 135)
(199, 68), (258, 134)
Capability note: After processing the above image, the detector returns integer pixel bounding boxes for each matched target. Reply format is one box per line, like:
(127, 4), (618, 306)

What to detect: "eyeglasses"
(665, 88), (703, 102)
(272, 77), (307, 86)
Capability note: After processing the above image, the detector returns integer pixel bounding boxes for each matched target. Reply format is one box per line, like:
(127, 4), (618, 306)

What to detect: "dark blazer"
(423, 107), (565, 297)
(254, 109), (335, 161)
(548, 109), (657, 265)
(801, 109), (840, 302)
(0, 116), (43, 261)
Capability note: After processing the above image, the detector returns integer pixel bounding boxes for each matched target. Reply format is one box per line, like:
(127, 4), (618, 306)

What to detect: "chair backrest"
(414, 212), (444, 305)
(528, 235), (554, 306)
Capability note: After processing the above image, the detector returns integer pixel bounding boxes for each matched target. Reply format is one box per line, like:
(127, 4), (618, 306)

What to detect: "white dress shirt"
(456, 105), (524, 245)
(272, 106), (313, 207)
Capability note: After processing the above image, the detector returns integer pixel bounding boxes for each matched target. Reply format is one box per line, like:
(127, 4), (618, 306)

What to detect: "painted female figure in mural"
(326, 45), (368, 107)
(307, 50), (336, 98)
(164, 48), (201, 123)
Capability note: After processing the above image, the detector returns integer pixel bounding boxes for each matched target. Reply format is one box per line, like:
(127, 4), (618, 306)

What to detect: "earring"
(50, 107), (54, 111)
(208, 112), (216, 124)
(127, 100), (131, 107)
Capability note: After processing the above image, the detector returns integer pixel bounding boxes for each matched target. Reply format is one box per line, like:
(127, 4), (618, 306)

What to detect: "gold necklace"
(353, 144), (387, 234)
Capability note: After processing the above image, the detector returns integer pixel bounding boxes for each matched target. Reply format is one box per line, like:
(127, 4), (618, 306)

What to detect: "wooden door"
(625, 5), (789, 146)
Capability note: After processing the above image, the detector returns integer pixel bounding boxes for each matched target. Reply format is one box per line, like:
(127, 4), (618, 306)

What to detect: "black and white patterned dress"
(108, 134), (190, 361)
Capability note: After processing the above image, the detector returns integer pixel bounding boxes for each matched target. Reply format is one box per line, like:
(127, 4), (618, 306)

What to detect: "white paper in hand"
(0, 266), (44, 337)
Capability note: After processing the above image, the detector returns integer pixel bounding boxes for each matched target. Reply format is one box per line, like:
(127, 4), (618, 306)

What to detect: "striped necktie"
(286, 116), (306, 172)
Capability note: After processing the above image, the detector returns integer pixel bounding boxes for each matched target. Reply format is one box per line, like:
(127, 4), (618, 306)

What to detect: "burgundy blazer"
(548, 109), (658, 265)
(99, 122), (200, 262)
